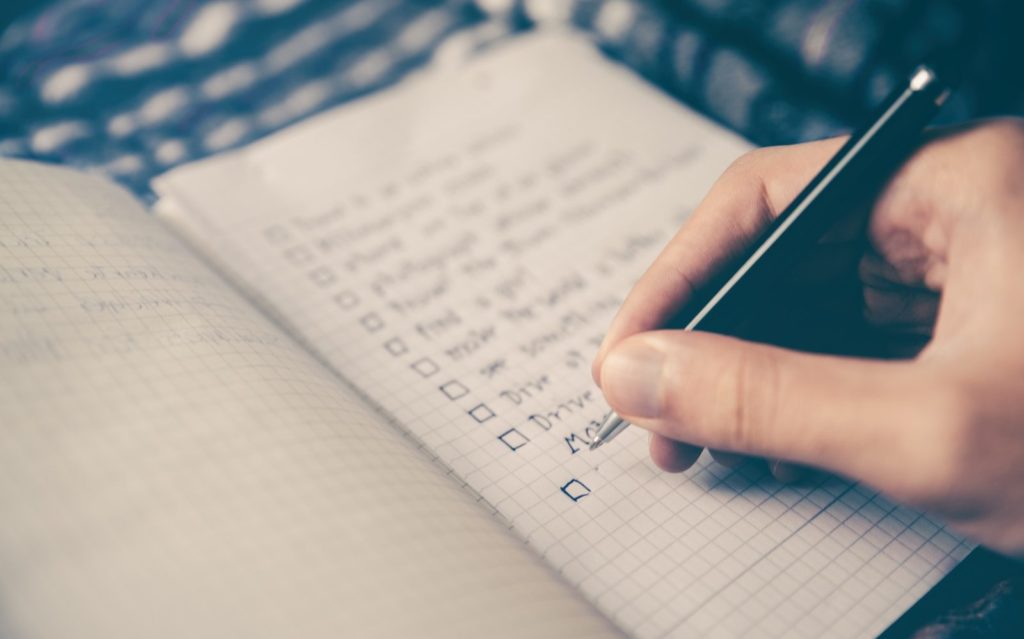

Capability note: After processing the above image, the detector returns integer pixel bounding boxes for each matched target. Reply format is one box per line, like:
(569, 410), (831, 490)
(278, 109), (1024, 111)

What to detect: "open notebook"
(0, 30), (971, 639)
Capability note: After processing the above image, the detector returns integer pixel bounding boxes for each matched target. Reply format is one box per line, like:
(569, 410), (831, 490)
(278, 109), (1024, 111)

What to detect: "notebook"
(0, 29), (971, 639)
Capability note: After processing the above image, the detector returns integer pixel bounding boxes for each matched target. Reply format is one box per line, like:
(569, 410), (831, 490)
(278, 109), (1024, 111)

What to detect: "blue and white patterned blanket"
(0, 0), (1018, 196)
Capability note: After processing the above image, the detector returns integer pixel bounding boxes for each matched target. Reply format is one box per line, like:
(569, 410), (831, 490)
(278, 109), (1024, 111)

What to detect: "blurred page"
(0, 159), (621, 639)
(155, 30), (971, 639)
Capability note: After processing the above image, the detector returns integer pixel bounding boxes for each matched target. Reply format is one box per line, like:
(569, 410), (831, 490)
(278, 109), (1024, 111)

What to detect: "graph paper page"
(155, 31), (972, 639)
(0, 159), (621, 639)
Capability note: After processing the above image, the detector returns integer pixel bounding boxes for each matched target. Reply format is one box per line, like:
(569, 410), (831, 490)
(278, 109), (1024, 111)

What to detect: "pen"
(590, 63), (953, 451)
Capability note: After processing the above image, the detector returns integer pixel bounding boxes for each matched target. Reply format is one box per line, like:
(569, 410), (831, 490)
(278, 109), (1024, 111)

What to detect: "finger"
(864, 120), (1024, 293)
(649, 434), (702, 473)
(708, 450), (748, 468)
(862, 286), (939, 332)
(860, 251), (940, 331)
(769, 460), (806, 483)
(592, 138), (847, 386)
(599, 330), (931, 487)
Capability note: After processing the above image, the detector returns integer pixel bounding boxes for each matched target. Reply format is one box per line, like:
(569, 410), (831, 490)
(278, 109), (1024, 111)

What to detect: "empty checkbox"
(439, 380), (469, 400)
(360, 312), (385, 332)
(468, 404), (495, 423)
(498, 428), (529, 452)
(333, 290), (360, 310)
(284, 246), (315, 266)
(560, 478), (591, 502)
(309, 266), (337, 287)
(263, 225), (291, 245)
(384, 338), (408, 356)
(411, 358), (439, 378)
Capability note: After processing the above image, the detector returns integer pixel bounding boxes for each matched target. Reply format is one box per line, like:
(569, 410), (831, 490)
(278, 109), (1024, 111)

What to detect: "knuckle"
(984, 117), (1024, 146)
(988, 120), (1024, 200)
(713, 347), (779, 454)
(721, 148), (776, 185)
(983, 119), (1024, 157)
(714, 148), (781, 224)
(963, 118), (1024, 181)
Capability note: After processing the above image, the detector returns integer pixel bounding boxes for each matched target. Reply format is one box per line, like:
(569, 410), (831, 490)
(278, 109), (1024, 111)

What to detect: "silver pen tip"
(588, 436), (604, 451)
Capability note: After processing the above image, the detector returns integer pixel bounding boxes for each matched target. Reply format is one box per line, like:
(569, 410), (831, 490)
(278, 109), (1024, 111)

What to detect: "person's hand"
(591, 119), (1024, 557)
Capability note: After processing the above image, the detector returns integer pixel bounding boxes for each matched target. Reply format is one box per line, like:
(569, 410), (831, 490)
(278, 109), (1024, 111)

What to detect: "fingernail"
(600, 339), (665, 418)
(770, 460), (801, 484)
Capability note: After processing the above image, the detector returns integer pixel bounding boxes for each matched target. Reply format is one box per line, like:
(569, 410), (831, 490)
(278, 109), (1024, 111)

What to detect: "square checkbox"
(263, 225), (291, 245)
(284, 245), (315, 266)
(468, 403), (495, 423)
(410, 357), (439, 378)
(333, 290), (360, 310)
(308, 266), (337, 287)
(439, 380), (469, 400)
(359, 312), (385, 333)
(560, 479), (591, 502)
(498, 428), (529, 452)
(384, 337), (408, 356)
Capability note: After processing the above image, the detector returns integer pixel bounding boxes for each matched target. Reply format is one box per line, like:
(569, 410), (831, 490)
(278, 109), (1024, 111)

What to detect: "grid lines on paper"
(0, 159), (622, 639)
(163, 150), (972, 639)
(149, 32), (973, 639)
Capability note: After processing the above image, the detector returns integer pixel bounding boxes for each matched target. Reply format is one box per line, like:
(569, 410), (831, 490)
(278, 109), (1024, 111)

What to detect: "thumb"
(599, 330), (929, 484)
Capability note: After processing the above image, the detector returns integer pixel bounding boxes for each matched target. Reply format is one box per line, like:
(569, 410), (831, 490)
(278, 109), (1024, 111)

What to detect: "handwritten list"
(254, 125), (676, 466)
(155, 32), (971, 639)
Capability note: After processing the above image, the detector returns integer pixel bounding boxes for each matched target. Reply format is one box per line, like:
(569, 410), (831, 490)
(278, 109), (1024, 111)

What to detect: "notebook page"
(0, 159), (621, 639)
(154, 31), (972, 639)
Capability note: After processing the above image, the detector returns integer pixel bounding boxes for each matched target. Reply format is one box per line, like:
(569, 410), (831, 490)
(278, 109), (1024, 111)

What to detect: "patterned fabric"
(0, 0), (501, 194)
(1, 0), (1021, 196)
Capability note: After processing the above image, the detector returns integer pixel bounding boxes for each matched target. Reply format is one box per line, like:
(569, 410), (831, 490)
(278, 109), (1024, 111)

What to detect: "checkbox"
(284, 245), (314, 266)
(309, 266), (337, 287)
(439, 380), (469, 400)
(359, 312), (385, 332)
(333, 290), (360, 310)
(263, 225), (291, 245)
(560, 479), (591, 502)
(498, 428), (529, 452)
(384, 337), (408, 356)
(468, 403), (495, 423)
(410, 358), (439, 378)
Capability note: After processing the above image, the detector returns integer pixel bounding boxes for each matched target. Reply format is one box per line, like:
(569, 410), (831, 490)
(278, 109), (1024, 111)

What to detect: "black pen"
(590, 64), (953, 450)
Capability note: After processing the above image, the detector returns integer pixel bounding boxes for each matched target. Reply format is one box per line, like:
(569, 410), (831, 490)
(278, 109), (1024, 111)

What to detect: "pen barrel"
(678, 66), (950, 336)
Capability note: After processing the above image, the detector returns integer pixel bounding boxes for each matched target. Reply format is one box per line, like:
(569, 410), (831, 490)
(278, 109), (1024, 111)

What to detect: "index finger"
(592, 137), (847, 386)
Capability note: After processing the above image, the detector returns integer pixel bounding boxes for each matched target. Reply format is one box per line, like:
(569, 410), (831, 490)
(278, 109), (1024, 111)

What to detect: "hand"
(592, 119), (1024, 557)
